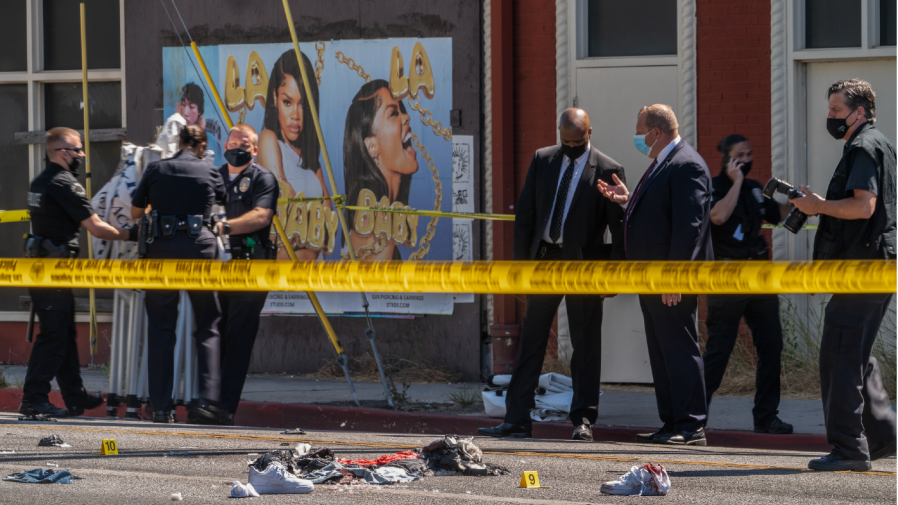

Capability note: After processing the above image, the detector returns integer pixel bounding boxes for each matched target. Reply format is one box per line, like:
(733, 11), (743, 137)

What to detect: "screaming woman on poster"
(257, 49), (331, 260)
(343, 79), (419, 260)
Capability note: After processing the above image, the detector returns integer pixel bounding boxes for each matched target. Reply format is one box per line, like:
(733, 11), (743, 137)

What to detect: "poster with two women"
(162, 38), (461, 315)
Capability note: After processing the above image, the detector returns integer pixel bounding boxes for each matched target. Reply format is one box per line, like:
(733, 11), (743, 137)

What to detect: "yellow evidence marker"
(100, 439), (118, 455)
(519, 471), (549, 488)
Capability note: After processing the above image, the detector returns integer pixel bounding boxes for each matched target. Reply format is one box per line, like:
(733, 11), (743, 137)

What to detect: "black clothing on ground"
(703, 295), (783, 426)
(812, 122), (897, 461)
(218, 290), (268, 413)
(813, 122), (896, 261)
(709, 175), (780, 259)
(820, 293), (897, 461)
(216, 162), (277, 414)
(133, 149), (226, 413)
(22, 163), (95, 410)
(639, 293), (706, 433)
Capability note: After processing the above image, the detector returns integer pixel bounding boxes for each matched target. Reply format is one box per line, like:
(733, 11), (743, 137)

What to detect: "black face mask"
(826, 111), (860, 140)
(225, 148), (253, 167)
(561, 141), (588, 161)
(67, 157), (82, 176)
(739, 160), (753, 176)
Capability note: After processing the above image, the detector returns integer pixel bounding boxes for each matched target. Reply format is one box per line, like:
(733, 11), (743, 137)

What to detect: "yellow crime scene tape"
(0, 210), (31, 223)
(0, 258), (892, 295)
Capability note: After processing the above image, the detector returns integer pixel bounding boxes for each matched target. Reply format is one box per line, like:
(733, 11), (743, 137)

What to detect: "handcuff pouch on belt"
(23, 235), (77, 259)
(157, 213), (206, 239)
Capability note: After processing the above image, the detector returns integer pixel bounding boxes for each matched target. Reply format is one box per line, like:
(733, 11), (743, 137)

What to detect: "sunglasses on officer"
(55, 147), (84, 153)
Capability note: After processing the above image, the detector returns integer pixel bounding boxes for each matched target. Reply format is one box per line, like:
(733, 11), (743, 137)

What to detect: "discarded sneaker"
(600, 463), (671, 496)
(230, 481), (260, 498)
(248, 461), (314, 494)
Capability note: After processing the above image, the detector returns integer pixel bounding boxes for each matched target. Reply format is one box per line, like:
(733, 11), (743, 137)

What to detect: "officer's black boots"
(18, 402), (67, 418)
(67, 392), (105, 417)
(153, 411), (174, 423)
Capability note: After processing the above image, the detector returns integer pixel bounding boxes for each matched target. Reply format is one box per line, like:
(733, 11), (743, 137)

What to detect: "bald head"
(558, 108), (592, 149)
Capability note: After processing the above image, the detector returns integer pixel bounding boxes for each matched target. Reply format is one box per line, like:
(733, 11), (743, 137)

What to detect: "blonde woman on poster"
(343, 79), (419, 260)
(257, 49), (331, 260)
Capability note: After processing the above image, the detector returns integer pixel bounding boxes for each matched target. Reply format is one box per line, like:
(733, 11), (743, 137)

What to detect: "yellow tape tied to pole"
(0, 258), (892, 295)
(0, 210), (31, 223)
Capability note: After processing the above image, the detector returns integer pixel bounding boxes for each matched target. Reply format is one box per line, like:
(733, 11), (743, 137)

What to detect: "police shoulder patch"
(72, 183), (86, 197)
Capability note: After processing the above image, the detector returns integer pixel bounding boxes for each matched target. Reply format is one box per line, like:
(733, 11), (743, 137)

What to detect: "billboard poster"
(162, 38), (457, 315)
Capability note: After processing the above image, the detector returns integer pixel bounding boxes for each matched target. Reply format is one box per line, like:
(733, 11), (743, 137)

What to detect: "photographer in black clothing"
(131, 125), (227, 424)
(211, 124), (277, 425)
(790, 79), (897, 472)
(703, 134), (793, 435)
(21, 127), (136, 418)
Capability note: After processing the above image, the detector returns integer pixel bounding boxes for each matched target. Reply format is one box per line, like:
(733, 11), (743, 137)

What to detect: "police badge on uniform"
(239, 177), (251, 193)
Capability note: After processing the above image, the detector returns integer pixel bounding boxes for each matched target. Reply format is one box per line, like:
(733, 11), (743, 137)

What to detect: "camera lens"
(782, 209), (807, 234)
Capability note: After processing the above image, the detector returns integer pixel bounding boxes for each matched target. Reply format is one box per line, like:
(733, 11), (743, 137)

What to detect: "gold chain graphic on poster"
(315, 42), (326, 86)
(407, 94), (452, 140)
(335, 50), (443, 261)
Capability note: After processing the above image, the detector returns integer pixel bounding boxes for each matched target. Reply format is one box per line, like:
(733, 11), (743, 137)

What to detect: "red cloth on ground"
(337, 450), (420, 466)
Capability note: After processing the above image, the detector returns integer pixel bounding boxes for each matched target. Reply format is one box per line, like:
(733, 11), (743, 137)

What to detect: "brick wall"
(696, 0), (772, 184)
(512, 0), (558, 201)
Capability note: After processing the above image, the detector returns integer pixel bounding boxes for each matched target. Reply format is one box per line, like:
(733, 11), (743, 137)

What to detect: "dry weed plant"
(709, 295), (896, 401)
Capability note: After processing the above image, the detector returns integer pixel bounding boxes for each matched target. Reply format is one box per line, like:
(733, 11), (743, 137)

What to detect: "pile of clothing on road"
(233, 435), (509, 496)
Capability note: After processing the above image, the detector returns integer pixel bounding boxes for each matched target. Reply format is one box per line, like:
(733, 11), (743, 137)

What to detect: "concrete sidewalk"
(3, 365), (877, 436)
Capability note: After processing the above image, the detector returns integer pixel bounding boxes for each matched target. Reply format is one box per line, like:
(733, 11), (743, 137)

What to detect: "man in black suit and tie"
(598, 104), (713, 446)
(478, 108), (626, 442)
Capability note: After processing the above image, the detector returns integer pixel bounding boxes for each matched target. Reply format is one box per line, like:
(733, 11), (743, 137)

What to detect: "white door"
(575, 65), (680, 383)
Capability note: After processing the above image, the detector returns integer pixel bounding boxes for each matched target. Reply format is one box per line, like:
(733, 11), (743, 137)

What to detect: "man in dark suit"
(478, 108), (626, 441)
(598, 104), (713, 446)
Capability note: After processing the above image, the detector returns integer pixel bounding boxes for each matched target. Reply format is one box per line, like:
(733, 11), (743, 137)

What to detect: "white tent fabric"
(482, 373), (591, 423)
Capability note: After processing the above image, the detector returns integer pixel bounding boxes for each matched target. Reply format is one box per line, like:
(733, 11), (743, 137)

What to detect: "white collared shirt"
(542, 142), (590, 244)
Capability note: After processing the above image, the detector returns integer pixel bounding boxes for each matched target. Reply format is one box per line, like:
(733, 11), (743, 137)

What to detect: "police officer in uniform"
(21, 127), (136, 418)
(131, 125), (227, 424)
(209, 124), (277, 425)
(703, 134), (794, 435)
(790, 79), (897, 472)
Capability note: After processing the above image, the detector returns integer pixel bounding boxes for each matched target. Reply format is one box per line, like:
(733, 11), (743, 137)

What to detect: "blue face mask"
(633, 131), (657, 157)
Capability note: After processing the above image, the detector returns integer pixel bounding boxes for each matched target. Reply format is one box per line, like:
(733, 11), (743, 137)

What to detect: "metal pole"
(281, 0), (392, 407)
(80, 3), (98, 366)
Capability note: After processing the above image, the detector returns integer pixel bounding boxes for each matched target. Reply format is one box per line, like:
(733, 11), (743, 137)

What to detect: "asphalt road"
(0, 412), (893, 504)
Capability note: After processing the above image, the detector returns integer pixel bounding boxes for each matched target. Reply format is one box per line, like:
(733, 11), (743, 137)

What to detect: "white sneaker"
(248, 461), (314, 494)
(230, 481), (260, 498)
(600, 464), (670, 496)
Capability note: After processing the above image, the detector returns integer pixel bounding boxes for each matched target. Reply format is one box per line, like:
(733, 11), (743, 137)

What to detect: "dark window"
(0, 85), (30, 312)
(806, 0), (862, 48)
(0, 1), (28, 72)
(882, 0), (897, 46)
(45, 82), (122, 130)
(587, 0), (677, 57)
(43, 0), (120, 71)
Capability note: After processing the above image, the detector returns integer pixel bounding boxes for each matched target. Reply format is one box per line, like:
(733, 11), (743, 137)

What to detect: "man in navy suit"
(598, 104), (713, 445)
(479, 108), (626, 442)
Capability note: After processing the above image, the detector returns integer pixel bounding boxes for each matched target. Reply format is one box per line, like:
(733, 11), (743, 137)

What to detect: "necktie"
(624, 159), (659, 255)
(549, 158), (577, 243)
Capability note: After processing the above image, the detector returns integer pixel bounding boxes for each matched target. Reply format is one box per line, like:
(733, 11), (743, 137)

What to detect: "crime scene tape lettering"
(0, 258), (892, 295)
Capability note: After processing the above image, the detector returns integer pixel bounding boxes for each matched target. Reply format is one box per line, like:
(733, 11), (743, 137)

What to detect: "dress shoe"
(67, 392), (105, 417)
(808, 453), (872, 472)
(869, 441), (897, 461)
(754, 417), (793, 434)
(659, 427), (707, 446)
(635, 427), (672, 444)
(189, 401), (229, 425)
(18, 402), (67, 418)
(477, 422), (532, 438)
(572, 424), (593, 442)
(153, 411), (174, 424)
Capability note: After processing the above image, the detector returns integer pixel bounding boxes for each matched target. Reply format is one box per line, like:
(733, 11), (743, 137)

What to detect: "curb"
(0, 388), (830, 453)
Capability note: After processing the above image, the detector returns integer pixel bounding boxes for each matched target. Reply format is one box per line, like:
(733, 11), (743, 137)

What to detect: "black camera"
(762, 178), (807, 234)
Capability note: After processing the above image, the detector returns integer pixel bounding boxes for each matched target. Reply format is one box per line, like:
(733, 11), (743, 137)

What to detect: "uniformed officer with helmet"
(790, 79), (897, 472)
(130, 125), (227, 424)
(21, 127), (136, 418)
(207, 124), (277, 425)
